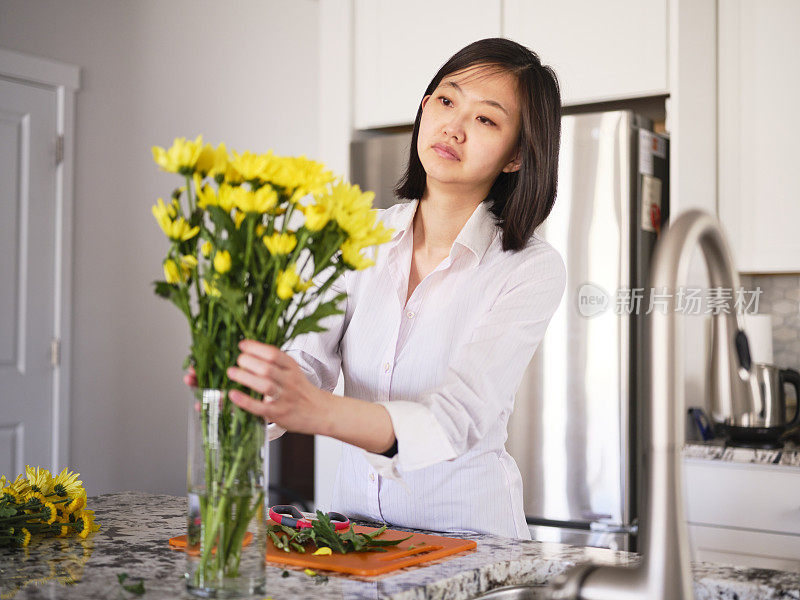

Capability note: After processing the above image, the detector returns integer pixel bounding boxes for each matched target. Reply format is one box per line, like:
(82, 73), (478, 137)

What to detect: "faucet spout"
(549, 210), (754, 600)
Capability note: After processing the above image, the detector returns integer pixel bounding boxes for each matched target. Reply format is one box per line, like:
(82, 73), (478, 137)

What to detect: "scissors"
(269, 505), (351, 531)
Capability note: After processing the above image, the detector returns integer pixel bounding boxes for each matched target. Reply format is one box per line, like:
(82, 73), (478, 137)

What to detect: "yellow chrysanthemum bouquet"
(0, 467), (98, 549)
(150, 135), (391, 594)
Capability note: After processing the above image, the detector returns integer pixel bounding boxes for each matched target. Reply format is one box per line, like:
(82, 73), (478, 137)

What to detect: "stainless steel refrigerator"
(510, 111), (668, 552)
(350, 111), (669, 552)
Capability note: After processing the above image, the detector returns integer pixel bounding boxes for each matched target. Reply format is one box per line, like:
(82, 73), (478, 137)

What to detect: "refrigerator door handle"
(589, 520), (639, 535)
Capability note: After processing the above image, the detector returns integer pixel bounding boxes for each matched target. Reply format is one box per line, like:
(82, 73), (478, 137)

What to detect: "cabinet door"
(718, 0), (800, 273)
(353, 0), (502, 129)
(683, 459), (800, 536)
(502, 0), (668, 106)
(688, 524), (800, 572)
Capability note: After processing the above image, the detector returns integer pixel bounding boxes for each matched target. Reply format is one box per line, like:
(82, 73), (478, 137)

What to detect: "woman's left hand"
(226, 339), (331, 436)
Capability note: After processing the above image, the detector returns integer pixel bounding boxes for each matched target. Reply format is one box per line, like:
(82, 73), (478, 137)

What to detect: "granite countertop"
(684, 440), (800, 467)
(1, 492), (799, 599)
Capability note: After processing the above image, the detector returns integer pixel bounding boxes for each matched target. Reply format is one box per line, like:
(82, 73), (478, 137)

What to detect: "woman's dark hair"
(395, 38), (561, 252)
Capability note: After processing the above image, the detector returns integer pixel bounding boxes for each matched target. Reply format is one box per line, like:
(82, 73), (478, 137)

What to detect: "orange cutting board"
(265, 520), (477, 576)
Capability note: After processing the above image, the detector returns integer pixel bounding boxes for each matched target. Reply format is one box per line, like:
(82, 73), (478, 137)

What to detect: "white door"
(0, 76), (58, 476)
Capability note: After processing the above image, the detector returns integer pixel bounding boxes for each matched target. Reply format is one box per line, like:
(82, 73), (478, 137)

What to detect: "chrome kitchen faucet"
(548, 210), (756, 600)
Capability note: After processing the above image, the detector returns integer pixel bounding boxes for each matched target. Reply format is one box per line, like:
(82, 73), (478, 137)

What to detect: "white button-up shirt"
(278, 198), (565, 539)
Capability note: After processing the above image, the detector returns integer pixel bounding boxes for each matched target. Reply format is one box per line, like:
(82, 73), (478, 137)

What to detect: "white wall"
(0, 0), (320, 495)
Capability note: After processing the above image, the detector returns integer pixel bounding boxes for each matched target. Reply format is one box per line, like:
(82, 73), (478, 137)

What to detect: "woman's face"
(417, 64), (522, 194)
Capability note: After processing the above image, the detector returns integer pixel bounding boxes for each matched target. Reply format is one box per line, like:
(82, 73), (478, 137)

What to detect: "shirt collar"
(386, 199), (499, 266)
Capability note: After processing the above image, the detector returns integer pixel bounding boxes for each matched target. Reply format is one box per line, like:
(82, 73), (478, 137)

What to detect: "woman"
(187, 38), (565, 539)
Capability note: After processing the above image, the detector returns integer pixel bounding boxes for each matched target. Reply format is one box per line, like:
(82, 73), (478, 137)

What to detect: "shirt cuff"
(359, 400), (459, 487)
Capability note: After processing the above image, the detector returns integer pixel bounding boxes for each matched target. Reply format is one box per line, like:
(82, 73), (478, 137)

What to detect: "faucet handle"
(735, 329), (752, 371)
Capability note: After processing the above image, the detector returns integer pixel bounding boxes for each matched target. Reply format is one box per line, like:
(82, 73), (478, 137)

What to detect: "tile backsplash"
(740, 274), (800, 370)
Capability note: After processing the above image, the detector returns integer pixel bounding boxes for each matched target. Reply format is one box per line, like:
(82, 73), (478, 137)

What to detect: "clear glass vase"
(186, 388), (268, 598)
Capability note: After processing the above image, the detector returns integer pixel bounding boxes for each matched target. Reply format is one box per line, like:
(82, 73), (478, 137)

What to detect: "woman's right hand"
(184, 364), (286, 441)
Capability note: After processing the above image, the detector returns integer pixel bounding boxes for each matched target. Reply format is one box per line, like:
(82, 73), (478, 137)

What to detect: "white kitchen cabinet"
(688, 524), (800, 572)
(353, 0), (502, 129)
(717, 0), (800, 273)
(502, 0), (668, 106)
(683, 459), (800, 571)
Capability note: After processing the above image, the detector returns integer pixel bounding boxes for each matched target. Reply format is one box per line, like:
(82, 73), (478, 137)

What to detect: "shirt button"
(383, 362), (390, 373)
(369, 473), (375, 482)
(406, 311), (415, 319)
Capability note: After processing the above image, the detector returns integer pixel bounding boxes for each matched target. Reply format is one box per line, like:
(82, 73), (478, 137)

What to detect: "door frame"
(0, 46), (80, 471)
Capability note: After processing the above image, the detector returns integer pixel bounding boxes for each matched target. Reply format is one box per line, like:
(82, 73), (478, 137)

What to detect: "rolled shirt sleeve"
(360, 247), (566, 481)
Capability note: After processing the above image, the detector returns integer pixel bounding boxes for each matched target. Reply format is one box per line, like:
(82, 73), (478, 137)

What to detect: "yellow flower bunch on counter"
(150, 135), (393, 390)
(0, 467), (100, 548)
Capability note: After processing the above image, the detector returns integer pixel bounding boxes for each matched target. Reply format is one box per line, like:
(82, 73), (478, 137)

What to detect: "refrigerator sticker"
(639, 130), (654, 175)
(641, 174), (662, 233)
(652, 136), (667, 158)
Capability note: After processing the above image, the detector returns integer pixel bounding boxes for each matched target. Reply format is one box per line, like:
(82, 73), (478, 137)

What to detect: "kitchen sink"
(473, 584), (550, 599)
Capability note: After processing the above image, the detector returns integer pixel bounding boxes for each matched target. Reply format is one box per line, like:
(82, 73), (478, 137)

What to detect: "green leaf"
(123, 581), (145, 595)
(288, 293), (346, 338)
(364, 535), (413, 546)
(117, 572), (145, 595)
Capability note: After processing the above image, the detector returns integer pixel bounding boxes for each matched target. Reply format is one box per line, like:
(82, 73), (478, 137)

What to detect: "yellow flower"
(25, 490), (48, 507)
(151, 198), (173, 230)
(179, 254), (197, 279)
(196, 142), (229, 178)
(231, 184), (278, 214)
(301, 202), (331, 232)
(216, 184), (238, 213)
(340, 239), (375, 271)
(202, 279), (221, 298)
(200, 241), (213, 258)
(20, 527), (31, 547)
(65, 489), (87, 515)
(166, 219), (200, 242)
(151, 199), (200, 241)
(262, 232), (297, 256)
(276, 265), (300, 300)
(277, 156), (335, 198)
(233, 210), (246, 229)
(163, 259), (181, 284)
(25, 466), (53, 495)
(52, 468), (83, 499)
(349, 219), (393, 252)
(78, 510), (97, 539)
(275, 264), (312, 298)
(260, 151), (287, 182)
(151, 135), (205, 175)
(311, 547), (332, 556)
(8, 474), (30, 497)
(43, 501), (57, 525)
(230, 150), (273, 181)
(213, 250), (232, 274)
(193, 173), (218, 209)
(0, 475), (6, 489)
